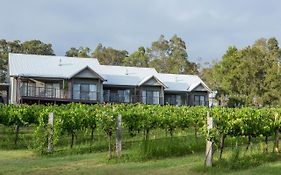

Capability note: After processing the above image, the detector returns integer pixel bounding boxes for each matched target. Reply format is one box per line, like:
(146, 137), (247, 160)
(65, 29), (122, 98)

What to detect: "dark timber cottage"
(8, 53), (211, 106)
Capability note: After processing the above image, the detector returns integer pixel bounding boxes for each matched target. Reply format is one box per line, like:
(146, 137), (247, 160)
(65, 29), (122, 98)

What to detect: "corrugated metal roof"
(156, 73), (211, 92)
(138, 75), (167, 87)
(8, 53), (210, 92)
(9, 53), (100, 78)
(94, 65), (158, 86)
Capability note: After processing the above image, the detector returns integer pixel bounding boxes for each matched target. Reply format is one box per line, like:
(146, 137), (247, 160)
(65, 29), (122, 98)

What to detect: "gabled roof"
(8, 53), (100, 79)
(8, 54), (211, 92)
(95, 65), (159, 86)
(156, 73), (211, 92)
(189, 82), (211, 92)
(138, 75), (167, 88)
(69, 66), (105, 81)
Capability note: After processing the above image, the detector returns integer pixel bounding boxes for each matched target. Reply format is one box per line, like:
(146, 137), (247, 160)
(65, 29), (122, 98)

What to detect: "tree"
(208, 37), (281, 107)
(123, 47), (149, 67)
(92, 44), (128, 65)
(147, 34), (198, 74)
(0, 39), (54, 82)
(147, 35), (170, 73)
(65, 47), (79, 57)
(21, 40), (54, 55)
(65, 47), (91, 58)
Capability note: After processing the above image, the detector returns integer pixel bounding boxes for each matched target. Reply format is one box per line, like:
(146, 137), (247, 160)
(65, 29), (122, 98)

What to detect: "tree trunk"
(14, 125), (20, 148)
(70, 132), (75, 149)
(145, 129), (150, 141)
(264, 136), (268, 153)
(274, 129), (279, 153)
(219, 134), (226, 159)
(194, 125), (198, 141)
(246, 135), (251, 151)
(169, 128), (173, 137)
(90, 127), (94, 152)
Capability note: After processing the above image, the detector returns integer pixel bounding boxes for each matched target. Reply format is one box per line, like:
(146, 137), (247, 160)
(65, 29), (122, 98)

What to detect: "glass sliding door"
(117, 89), (131, 103)
(53, 83), (60, 98)
(124, 89), (130, 103)
(73, 84), (81, 100)
(73, 83), (97, 101)
(142, 90), (146, 104)
(45, 83), (53, 98)
(194, 95), (206, 106)
(152, 91), (160, 104)
(80, 84), (90, 100)
(89, 84), (97, 100)
(142, 90), (160, 104)
(20, 82), (28, 96)
(176, 95), (182, 105)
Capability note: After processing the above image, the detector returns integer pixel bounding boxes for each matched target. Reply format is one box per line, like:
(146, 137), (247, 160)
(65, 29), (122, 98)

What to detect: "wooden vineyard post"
(116, 114), (122, 158)
(205, 111), (213, 167)
(48, 112), (54, 153)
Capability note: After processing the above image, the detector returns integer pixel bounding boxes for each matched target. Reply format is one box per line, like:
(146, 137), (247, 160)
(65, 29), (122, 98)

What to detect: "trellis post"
(205, 111), (213, 167)
(116, 114), (122, 157)
(48, 112), (54, 153)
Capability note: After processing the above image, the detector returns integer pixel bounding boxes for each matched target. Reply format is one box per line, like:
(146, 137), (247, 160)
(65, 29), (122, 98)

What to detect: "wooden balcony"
(19, 85), (99, 104)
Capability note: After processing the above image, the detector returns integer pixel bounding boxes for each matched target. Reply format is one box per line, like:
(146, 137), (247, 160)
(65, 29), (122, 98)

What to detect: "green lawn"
(0, 150), (281, 175)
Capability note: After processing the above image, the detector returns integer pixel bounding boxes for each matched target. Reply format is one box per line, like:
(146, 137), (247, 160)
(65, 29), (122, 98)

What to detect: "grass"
(1, 125), (281, 174)
(0, 149), (281, 175)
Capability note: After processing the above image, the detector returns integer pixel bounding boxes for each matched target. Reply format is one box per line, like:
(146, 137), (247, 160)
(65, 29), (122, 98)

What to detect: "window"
(20, 82), (35, 97)
(142, 90), (146, 104)
(165, 95), (182, 105)
(45, 83), (53, 98)
(20, 82), (28, 96)
(53, 83), (60, 98)
(89, 84), (97, 100)
(73, 84), (80, 100)
(117, 89), (131, 103)
(44, 83), (60, 98)
(153, 91), (160, 104)
(124, 89), (130, 103)
(176, 95), (182, 105)
(73, 83), (97, 100)
(103, 90), (110, 102)
(142, 90), (160, 104)
(194, 95), (206, 106)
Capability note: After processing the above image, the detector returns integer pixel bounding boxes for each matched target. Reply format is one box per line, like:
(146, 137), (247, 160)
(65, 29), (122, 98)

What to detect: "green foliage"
(147, 34), (198, 74)
(64, 34), (198, 74)
(1, 103), (281, 158)
(92, 43), (128, 65)
(204, 37), (281, 107)
(65, 47), (91, 58)
(0, 39), (54, 82)
(123, 47), (149, 67)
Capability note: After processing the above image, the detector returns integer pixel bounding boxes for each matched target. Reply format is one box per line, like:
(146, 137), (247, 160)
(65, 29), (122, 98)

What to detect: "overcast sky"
(1, 0), (281, 63)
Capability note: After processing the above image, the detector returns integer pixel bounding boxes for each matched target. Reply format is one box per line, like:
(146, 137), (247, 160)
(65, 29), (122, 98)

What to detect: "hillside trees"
(0, 39), (54, 82)
(203, 37), (281, 107)
(147, 35), (198, 74)
(123, 47), (149, 67)
(65, 35), (198, 74)
(92, 43), (128, 65)
(65, 47), (91, 58)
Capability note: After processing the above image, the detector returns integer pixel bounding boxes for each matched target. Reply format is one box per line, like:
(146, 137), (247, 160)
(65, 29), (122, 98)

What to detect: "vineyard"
(0, 103), (280, 164)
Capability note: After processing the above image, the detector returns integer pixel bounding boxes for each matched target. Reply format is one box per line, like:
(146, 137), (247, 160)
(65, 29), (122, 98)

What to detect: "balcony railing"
(193, 101), (209, 106)
(103, 92), (133, 103)
(103, 93), (164, 105)
(20, 85), (99, 102)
